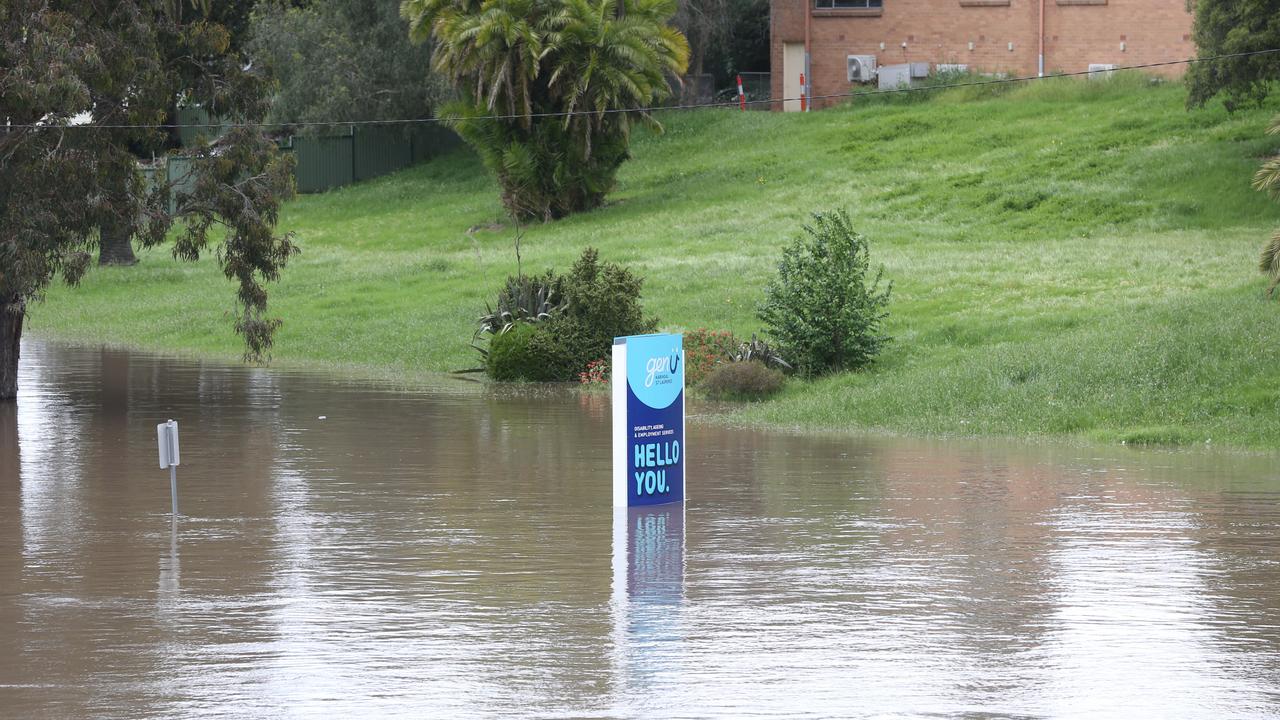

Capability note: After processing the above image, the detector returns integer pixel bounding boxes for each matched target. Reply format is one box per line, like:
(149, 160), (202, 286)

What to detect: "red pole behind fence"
(736, 75), (746, 111)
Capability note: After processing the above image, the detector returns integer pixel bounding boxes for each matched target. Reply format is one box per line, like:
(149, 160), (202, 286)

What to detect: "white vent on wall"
(847, 55), (878, 82)
(1087, 63), (1116, 79)
(936, 63), (969, 74)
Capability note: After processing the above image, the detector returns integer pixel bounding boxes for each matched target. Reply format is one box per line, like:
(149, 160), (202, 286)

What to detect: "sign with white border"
(612, 333), (684, 508)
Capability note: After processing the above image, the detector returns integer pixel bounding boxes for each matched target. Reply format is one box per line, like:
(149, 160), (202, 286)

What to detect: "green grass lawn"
(30, 73), (1280, 448)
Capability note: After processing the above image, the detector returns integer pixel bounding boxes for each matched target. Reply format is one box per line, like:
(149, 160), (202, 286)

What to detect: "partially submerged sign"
(612, 333), (684, 507)
(157, 419), (180, 517)
(156, 419), (180, 469)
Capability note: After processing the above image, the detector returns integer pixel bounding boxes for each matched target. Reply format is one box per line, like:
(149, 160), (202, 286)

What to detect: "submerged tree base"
(0, 299), (23, 401)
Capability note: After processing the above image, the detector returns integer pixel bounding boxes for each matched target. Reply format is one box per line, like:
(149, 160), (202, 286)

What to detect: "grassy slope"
(30, 74), (1280, 448)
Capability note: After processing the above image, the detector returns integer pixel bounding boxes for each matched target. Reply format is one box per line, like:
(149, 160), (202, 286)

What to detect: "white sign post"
(156, 419), (181, 517)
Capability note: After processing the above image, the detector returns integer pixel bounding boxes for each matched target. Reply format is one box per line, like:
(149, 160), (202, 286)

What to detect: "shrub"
(477, 247), (657, 381)
(701, 360), (785, 401)
(758, 210), (891, 376)
(549, 247), (658, 375)
(684, 328), (737, 385)
(485, 323), (576, 381)
(579, 357), (609, 385)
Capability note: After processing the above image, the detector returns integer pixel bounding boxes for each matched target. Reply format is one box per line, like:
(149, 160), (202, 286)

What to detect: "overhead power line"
(6, 47), (1280, 131)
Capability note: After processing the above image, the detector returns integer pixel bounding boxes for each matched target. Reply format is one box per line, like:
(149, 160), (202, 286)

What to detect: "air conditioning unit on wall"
(847, 55), (878, 83)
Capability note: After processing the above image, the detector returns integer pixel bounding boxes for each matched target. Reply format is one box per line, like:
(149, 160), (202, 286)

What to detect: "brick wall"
(770, 0), (1193, 109)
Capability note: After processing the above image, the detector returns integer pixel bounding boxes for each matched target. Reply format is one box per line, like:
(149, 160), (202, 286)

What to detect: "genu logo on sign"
(643, 348), (682, 388)
(626, 336), (683, 411)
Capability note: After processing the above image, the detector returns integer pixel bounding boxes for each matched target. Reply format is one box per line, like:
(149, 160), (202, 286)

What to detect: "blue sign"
(612, 333), (684, 507)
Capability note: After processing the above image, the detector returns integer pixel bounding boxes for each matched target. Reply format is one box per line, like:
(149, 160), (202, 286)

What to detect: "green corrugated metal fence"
(283, 132), (355, 193)
(143, 118), (464, 199)
(140, 155), (197, 214)
(280, 124), (462, 193)
(353, 126), (410, 182)
(175, 106), (231, 147)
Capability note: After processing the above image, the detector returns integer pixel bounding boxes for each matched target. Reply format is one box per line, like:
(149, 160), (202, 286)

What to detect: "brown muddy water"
(3, 341), (1280, 718)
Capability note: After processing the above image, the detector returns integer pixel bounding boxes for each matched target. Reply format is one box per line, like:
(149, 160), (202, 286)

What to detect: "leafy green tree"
(402, 0), (689, 220)
(1257, 115), (1280, 296)
(0, 0), (296, 400)
(701, 0), (769, 86)
(674, 0), (727, 79)
(1186, 0), (1280, 110)
(97, 0), (265, 265)
(758, 210), (892, 377)
(249, 0), (443, 130)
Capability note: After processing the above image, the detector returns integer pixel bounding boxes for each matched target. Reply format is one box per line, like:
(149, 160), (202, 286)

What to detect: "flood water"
(3, 342), (1280, 718)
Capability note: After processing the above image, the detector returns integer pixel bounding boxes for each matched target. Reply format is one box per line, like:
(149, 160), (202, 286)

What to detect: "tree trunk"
(1, 400), (16, 472)
(98, 214), (138, 266)
(0, 298), (23, 402)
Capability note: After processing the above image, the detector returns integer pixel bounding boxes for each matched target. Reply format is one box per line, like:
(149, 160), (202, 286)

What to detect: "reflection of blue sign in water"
(612, 334), (685, 507)
(611, 504), (686, 694)
(624, 506), (684, 602)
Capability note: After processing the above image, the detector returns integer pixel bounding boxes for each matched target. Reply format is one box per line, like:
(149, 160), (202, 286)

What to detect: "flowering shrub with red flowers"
(578, 357), (610, 385)
(684, 328), (737, 386)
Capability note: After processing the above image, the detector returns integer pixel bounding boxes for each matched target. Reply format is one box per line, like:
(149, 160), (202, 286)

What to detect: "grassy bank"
(30, 74), (1280, 448)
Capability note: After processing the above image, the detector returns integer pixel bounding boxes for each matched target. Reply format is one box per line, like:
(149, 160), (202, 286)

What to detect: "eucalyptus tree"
(97, 0), (263, 265)
(0, 0), (296, 400)
(248, 0), (442, 131)
(402, 0), (689, 220)
(673, 0), (727, 79)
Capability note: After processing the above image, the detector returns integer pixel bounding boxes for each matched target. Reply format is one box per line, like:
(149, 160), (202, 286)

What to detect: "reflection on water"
(158, 517), (180, 601)
(612, 505), (686, 709)
(3, 341), (1280, 718)
(617, 505), (685, 604)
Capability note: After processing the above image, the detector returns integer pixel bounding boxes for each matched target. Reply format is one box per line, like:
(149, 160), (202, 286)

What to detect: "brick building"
(770, 0), (1194, 110)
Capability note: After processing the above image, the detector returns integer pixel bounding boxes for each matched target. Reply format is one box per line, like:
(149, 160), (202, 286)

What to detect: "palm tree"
(1257, 114), (1280, 297)
(402, 0), (688, 220)
(545, 0), (689, 152)
(405, 0), (544, 120)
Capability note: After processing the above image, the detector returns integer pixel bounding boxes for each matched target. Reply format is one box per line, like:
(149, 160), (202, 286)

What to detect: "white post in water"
(156, 419), (181, 517)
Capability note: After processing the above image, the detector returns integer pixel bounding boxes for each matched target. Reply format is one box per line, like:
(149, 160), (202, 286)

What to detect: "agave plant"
(476, 272), (567, 339)
(729, 334), (792, 372)
(1256, 114), (1280, 298)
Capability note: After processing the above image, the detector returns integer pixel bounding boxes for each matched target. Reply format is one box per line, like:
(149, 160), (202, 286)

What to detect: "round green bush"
(550, 247), (658, 373)
(701, 361), (785, 401)
(485, 323), (575, 381)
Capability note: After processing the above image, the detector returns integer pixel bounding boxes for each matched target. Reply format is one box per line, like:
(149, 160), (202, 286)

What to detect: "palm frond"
(1262, 229), (1280, 299)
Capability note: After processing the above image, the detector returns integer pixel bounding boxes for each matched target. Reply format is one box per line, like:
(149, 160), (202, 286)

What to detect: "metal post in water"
(169, 463), (178, 518)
